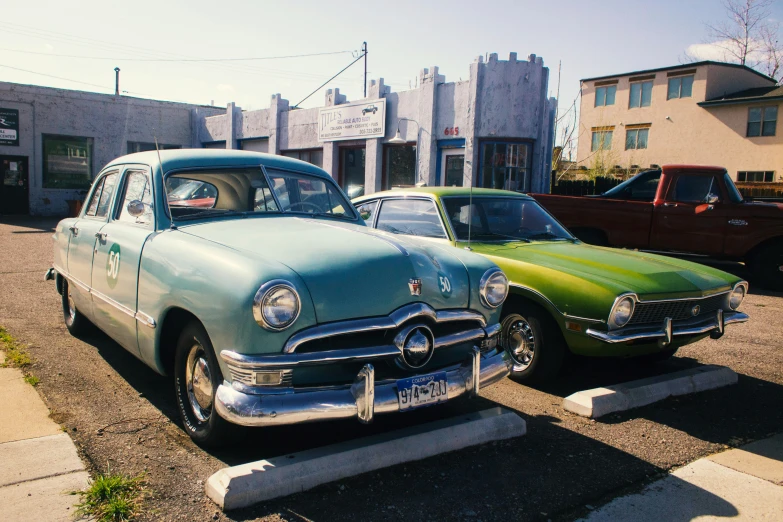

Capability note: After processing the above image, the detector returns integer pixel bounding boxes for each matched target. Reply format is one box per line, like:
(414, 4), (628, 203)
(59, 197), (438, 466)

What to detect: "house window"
(127, 142), (181, 153)
(479, 142), (531, 191)
(42, 135), (94, 189)
(384, 145), (417, 189)
(667, 76), (694, 99)
(747, 106), (777, 137)
(629, 81), (653, 108)
(737, 171), (775, 182)
(282, 149), (323, 168)
(595, 85), (617, 107)
(625, 128), (649, 150)
(591, 130), (613, 152)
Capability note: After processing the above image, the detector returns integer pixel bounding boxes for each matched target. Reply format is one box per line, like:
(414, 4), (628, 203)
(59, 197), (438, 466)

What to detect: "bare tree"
(704, 0), (782, 82)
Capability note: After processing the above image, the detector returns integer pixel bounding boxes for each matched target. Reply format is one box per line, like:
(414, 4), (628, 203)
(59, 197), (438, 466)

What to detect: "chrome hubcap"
(185, 343), (213, 423)
(501, 314), (536, 371)
(67, 293), (76, 322)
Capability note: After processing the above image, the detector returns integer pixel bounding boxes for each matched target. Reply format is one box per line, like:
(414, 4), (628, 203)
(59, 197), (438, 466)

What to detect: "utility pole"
(114, 67), (120, 96)
(362, 42), (367, 98)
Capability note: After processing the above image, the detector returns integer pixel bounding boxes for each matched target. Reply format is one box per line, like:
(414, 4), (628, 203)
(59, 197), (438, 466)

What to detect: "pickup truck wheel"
(61, 280), (89, 336)
(500, 306), (566, 384)
(751, 242), (783, 291)
(174, 321), (233, 448)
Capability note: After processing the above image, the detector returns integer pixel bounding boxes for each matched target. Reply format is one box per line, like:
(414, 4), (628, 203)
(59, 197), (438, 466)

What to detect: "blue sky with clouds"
(2, 0), (781, 144)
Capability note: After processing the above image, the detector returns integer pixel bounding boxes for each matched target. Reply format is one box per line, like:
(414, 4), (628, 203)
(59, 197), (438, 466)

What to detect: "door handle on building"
(95, 232), (108, 242)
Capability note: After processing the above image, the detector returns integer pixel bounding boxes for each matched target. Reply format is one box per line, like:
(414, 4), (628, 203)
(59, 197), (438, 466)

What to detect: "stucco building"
(0, 52), (556, 216)
(577, 61), (781, 182)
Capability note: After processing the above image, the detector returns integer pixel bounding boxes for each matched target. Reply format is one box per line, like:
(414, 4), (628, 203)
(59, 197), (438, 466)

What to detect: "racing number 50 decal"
(106, 243), (121, 288)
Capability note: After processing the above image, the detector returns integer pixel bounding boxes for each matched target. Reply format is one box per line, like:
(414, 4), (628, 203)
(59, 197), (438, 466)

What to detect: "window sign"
(318, 99), (386, 142)
(0, 108), (19, 146)
(43, 135), (94, 189)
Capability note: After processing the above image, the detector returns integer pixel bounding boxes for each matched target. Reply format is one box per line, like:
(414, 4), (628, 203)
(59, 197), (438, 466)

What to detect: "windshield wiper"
(173, 209), (239, 221)
(526, 231), (576, 242)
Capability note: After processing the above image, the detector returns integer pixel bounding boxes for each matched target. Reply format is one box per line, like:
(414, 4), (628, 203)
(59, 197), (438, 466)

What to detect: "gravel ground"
(1, 216), (781, 521)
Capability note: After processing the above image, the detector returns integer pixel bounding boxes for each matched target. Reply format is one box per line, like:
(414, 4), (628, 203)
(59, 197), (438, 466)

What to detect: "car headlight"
(479, 268), (509, 309)
(608, 295), (635, 329)
(253, 280), (300, 331)
(728, 283), (747, 310)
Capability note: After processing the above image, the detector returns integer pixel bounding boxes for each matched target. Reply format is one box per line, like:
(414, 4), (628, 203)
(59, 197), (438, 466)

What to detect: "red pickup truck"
(535, 165), (783, 290)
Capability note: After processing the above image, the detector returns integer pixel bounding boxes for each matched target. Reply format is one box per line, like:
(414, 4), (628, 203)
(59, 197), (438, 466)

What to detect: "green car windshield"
(165, 167), (357, 221)
(442, 196), (574, 242)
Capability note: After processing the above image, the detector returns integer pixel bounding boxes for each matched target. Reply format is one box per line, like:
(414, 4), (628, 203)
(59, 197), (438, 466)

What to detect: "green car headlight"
(728, 283), (747, 310)
(479, 268), (509, 309)
(608, 295), (635, 329)
(253, 280), (301, 331)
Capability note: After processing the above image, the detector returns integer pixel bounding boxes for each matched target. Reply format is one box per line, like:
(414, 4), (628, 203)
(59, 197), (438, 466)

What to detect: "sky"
(2, 0), (782, 149)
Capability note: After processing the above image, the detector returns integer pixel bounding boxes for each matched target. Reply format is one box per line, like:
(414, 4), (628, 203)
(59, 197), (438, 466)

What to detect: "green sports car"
(354, 187), (749, 383)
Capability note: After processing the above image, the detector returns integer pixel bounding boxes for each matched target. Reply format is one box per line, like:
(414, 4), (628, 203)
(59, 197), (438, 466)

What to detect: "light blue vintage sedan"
(46, 150), (511, 446)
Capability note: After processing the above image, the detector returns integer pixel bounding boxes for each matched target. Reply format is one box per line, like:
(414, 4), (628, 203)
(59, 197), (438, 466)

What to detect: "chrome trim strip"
(631, 290), (731, 304)
(585, 311), (748, 344)
(214, 348), (510, 427)
(434, 328), (487, 349)
(91, 289), (136, 319)
(283, 302), (487, 353)
(563, 313), (605, 324)
(222, 346), (402, 369)
(135, 311), (157, 329)
(56, 265), (91, 293)
(299, 218), (410, 256)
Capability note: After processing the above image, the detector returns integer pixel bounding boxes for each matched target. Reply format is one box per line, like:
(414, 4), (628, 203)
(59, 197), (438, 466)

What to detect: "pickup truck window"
(602, 170), (661, 201)
(671, 176), (721, 204)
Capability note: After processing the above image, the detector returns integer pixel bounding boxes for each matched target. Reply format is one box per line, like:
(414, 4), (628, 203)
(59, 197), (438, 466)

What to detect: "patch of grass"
(72, 472), (147, 522)
(0, 326), (32, 368)
(24, 374), (40, 386)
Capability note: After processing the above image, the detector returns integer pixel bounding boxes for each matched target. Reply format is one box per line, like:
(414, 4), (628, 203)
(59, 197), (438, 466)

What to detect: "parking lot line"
(206, 407), (526, 511)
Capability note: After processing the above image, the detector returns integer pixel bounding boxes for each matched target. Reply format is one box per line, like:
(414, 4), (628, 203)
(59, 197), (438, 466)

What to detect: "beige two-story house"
(577, 61), (781, 182)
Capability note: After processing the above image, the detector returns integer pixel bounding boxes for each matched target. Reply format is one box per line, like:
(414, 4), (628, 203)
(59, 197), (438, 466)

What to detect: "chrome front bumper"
(586, 309), (749, 345)
(214, 347), (510, 427)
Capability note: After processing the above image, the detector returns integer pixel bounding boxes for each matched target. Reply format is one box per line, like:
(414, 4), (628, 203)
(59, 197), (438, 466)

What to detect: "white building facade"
(0, 52), (555, 216)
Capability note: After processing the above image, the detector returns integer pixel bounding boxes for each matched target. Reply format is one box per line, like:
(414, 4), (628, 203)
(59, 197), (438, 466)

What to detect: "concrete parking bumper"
(206, 406), (526, 511)
(562, 365), (738, 418)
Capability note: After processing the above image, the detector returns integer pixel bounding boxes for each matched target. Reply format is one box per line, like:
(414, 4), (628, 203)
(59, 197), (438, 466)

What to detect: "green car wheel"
(500, 304), (566, 383)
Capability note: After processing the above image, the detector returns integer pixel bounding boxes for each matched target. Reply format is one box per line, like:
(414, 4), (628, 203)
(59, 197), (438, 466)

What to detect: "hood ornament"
(408, 278), (422, 296)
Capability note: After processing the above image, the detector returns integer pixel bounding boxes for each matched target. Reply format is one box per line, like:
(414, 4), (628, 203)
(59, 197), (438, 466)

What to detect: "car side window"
(84, 177), (106, 217)
(95, 173), (118, 218)
(356, 200), (378, 224)
(117, 170), (154, 226)
(376, 199), (447, 239)
(671, 176), (721, 204)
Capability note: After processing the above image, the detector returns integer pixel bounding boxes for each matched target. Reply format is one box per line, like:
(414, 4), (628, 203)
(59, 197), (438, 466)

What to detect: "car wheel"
(174, 321), (234, 447)
(500, 305), (566, 383)
(750, 242), (783, 291)
(61, 279), (89, 336)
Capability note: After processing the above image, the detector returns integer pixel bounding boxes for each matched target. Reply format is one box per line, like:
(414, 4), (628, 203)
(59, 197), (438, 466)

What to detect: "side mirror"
(127, 199), (146, 217)
(704, 194), (719, 205)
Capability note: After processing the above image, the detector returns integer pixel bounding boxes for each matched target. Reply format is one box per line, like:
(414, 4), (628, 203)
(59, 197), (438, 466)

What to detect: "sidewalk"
(0, 351), (89, 522)
(580, 433), (783, 521)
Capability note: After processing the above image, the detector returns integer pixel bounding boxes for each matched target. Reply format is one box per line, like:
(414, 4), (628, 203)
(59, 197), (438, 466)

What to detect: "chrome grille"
(227, 367), (292, 386)
(628, 293), (726, 325)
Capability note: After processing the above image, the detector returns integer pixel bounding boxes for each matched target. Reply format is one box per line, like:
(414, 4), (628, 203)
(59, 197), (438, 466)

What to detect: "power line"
(292, 52), (366, 109)
(0, 47), (354, 63)
(0, 63), (113, 91)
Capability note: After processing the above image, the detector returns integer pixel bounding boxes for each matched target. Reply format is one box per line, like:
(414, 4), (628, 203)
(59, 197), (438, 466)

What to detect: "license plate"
(397, 372), (448, 410)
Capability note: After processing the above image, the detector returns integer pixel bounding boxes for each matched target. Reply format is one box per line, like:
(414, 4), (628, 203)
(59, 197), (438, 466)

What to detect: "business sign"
(318, 99), (386, 142)
(0, 108), (19, 146)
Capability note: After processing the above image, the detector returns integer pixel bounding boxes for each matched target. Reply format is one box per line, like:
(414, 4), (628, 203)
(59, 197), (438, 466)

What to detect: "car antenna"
(465, 169), (473, 251)
(153, 134), (175, 230)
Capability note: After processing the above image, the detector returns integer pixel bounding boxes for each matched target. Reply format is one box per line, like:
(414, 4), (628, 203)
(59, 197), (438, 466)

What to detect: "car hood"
(465, 240), (735, 298)
(179, 217), (473, 323)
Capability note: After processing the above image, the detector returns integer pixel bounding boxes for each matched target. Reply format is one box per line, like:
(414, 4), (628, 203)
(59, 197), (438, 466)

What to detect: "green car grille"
(628, 293), (726, 325)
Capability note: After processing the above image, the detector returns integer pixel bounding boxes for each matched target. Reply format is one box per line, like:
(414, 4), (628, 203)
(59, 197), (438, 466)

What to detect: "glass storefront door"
(0, 156), (29, 214)
(340, 147), (365, 198)
(440, 149), (464, 187)
(480, 141), (531, 192)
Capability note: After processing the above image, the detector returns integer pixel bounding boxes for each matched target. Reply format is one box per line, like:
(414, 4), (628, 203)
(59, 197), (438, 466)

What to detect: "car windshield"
(166, 167), (357, 222)
(442, 196), (574, 242)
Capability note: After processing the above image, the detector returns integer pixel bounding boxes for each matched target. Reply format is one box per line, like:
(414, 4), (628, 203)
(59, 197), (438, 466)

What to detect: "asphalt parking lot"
(1, 217), (781, 521)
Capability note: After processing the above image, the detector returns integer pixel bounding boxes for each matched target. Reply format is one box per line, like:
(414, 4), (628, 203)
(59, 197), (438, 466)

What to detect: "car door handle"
(95, 232), (108, 241)
(69, 226), (79, 236)
(663, 202), (678, 207)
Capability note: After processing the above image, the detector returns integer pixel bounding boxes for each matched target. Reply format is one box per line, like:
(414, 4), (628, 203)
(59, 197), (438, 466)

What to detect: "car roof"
(354, 186), (533, 202)
(102, 148), (330, 180)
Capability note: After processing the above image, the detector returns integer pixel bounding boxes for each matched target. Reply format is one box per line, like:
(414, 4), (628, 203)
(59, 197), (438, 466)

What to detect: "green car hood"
(180, 217), (473, 323)
(466, 241), (735, 299)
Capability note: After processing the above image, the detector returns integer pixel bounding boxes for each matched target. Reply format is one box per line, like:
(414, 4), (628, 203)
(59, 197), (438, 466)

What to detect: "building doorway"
(0, 156), (29, 215)
(440, 149), (464, 187)
(339, 146), (366, 199)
